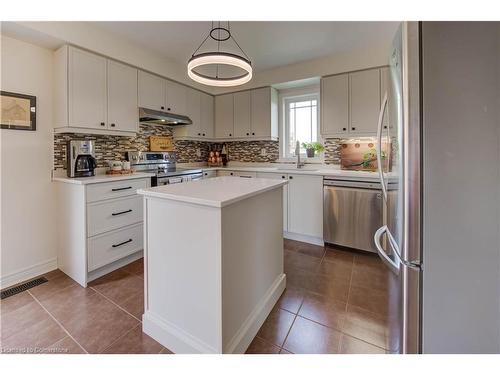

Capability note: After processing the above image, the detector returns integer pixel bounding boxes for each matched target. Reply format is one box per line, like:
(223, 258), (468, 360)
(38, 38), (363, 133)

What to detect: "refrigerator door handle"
(376, 91), (389, 201)
(374, 225), (400, 274)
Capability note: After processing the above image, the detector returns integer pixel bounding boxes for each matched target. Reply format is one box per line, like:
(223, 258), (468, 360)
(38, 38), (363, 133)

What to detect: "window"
(283, 94), (320, 159)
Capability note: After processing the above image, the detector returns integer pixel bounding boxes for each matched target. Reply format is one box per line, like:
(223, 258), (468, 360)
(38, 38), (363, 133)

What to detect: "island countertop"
(137, 176), (288, 208)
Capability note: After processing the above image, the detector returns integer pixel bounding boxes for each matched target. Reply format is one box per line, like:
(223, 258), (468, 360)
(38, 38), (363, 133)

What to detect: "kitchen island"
(137, 176), (288, 353)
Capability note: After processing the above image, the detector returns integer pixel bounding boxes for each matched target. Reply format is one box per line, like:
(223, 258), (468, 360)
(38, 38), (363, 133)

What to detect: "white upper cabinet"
(321, 74), (349, 136)
(186, 88), (201, 137)
(320, 67), (385, 137)
(68, 47), (107, 130)
(251, 87), (278, 138)
(107, 60), (138, 133)
(54, 45), (138, 134)
(138, 71), (165, 112)
(200, 93), (214, 139)
(379, 67), (390, 130)
(166, 80), (187, 114)
(349, 69), (381, 134)
(215, 94), (234, 138)
(233, 91), (252, 137)
(214, 87), (278, 141)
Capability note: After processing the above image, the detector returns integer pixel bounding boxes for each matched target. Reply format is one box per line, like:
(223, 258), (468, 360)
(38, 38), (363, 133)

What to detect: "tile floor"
(0, 239), (390, 354)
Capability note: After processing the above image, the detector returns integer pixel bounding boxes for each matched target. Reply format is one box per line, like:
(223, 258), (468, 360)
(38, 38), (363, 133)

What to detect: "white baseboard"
(224, 273), (286, 354)
(284, 231), (324, 246)
(0, 257), (58, 289)
(143, 311), (219, 354)
(143, 273), (286, 354)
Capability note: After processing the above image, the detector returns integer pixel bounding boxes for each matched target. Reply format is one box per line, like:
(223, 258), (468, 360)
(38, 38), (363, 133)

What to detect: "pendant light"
(188, 22), (252, 87)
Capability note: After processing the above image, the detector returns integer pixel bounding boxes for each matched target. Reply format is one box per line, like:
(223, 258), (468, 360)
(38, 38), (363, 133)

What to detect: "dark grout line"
(27, 290), (89, 354)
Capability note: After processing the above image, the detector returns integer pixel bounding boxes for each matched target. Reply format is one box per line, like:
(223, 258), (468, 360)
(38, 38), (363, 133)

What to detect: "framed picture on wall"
(0, 91), (37, 131)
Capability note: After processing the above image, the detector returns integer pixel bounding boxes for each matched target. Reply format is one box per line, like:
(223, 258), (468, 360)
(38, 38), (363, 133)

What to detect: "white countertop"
(52, 172), (154, 185)
(199, 165), (382, 181)
(138, 176), (288, 208)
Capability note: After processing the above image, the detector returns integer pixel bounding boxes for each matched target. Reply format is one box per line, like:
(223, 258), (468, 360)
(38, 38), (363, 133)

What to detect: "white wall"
(0, 35), (57, 287)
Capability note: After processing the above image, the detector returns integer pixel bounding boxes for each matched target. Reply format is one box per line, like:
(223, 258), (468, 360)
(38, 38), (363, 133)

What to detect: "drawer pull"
(112, 239), (133, 248)
(111, 186), (132, 192)
(111, 209), (133, 216)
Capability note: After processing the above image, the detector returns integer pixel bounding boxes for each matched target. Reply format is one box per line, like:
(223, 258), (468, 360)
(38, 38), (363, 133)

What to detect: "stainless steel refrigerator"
(374, 22), (500, 354)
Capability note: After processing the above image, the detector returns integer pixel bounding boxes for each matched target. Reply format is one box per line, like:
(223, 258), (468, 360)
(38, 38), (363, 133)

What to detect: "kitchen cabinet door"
(186, 88), (201, 137)
(68, 47), (107, 129)
(349, 69), (380, 134)
(256, 172), (288, 231)
(215, 94), (234, 138)
(380, 67), (390, 131)
(233, 91), (252, 138)
(321, 74), (349, 136)
(251, 87), (278, 137)
(216, 170), (235, 177)
(138, 71), (165, 111)
(107, 60), (138, 132)
(201, 93), (214, 139)
(287, 174), (323, 239)
(166, 80), (187, 114)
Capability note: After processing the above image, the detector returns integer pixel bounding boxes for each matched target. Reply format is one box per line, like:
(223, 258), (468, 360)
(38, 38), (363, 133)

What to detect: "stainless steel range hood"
(139, 107), (192, 126)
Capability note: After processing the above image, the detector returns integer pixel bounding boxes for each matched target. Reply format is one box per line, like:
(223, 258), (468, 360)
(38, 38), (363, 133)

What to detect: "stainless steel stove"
(126, 151), (203, 186)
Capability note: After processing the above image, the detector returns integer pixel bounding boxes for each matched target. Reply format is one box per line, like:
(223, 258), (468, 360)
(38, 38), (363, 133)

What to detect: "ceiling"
(92, 21), (399, 73)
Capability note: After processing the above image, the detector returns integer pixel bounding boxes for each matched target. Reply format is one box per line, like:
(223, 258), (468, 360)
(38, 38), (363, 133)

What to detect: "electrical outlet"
(260, 148), (267, 156)
(196, 148), (201, 157)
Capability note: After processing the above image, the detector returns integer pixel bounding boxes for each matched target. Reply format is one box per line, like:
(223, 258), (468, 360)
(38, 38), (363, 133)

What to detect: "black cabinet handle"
(161, 106), (165, 110)
(384, 125), (388, 129)
(112, 239), (132, 248)
(230, 172), (234, 176)
(100, 122), (105, 126)
(204, 172), (208, 176)
(252, 132), (255, 135)
(112, 209), (132, 216)
(168, 107), (171, 111)
(352, 127), (356, 130)
(246, 133), (249, 136)
(202, 133), (205, 136)
(111, 123), (116, 127)
(289, 176), (293, 179)
(111, 186), (132, 192)
(229, 133), (232, 137)
(198, 133), (201, 136)
(342, 127), (347, 131)
(281, 175), (286, 179)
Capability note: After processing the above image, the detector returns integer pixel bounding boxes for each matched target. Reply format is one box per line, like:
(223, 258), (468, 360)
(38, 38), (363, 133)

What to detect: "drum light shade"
(188, 22), (252, 87)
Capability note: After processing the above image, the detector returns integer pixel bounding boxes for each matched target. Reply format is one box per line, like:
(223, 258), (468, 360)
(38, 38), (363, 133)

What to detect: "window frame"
(278, 86), (322, 162)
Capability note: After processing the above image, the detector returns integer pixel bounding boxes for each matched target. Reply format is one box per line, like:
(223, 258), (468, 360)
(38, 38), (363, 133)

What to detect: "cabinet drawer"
(234, 171), (256, 178)
(86, 178), (149, 202)
(88, 224), (143, 272)
(87, 196), (143, 237)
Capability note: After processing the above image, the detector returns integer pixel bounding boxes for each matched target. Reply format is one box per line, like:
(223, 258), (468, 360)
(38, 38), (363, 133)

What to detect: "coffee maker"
(67, 140), (97, 177)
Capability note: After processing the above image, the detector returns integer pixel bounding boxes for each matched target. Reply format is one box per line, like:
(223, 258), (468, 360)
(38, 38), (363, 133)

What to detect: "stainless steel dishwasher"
(323, 178), (383, 253)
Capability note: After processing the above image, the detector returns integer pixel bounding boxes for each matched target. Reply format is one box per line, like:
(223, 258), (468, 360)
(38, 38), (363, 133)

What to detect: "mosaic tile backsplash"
(323, 138), (342, 165)
(53, 124), (282, 169)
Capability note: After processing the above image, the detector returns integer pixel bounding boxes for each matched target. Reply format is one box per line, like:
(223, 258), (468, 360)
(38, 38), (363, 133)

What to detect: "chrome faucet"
(295, 141), (305, 169)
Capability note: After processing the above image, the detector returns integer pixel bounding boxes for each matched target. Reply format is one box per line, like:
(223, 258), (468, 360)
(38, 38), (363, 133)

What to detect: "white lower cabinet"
(55, 177), (150, 287)
(202, 170), (217, 178)
(217, 170), (235, 177)
(287, 174), (323, 240)
(88, 223), (143, 272)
